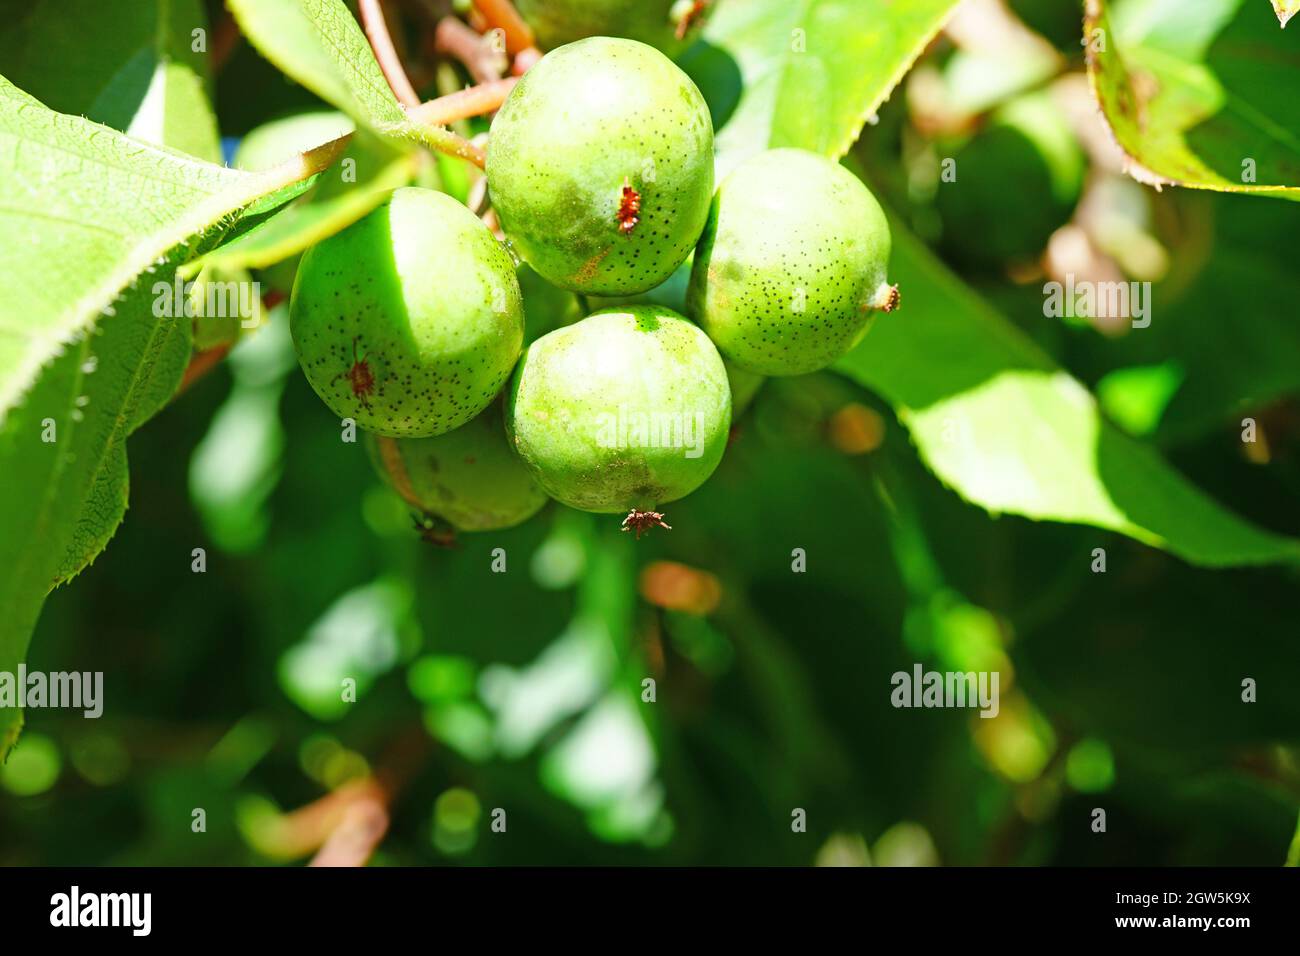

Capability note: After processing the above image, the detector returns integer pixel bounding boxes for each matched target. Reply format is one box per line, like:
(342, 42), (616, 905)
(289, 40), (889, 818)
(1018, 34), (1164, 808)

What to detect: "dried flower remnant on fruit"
(618, 178), (641, 235)
(412, 512), (457, 547)
(622, 508), (672, 538)
(336, 337), (376, 408)
(872, 283), (901, 313)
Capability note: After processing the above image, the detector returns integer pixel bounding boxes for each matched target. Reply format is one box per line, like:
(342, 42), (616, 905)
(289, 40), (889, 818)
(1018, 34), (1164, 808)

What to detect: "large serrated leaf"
(226, 0), (476, 161)
(1086, 0), (1300, 197)
(0, 0), (221, 162)
(0, 260), (191, 757)
(0, 75), (342, 421)
(835, 218), (1300, 568)
(0, 60), (337, 756)
(680, 0), (960, 176)
(195, 122), (419, 274)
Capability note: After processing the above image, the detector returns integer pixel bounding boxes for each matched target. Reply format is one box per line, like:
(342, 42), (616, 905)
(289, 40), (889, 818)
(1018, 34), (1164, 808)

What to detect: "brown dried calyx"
(869, 282), (900, 313)
(617, 178), (641, 234)
(622, 509), (671, 538)
(412, 512), (457, 547)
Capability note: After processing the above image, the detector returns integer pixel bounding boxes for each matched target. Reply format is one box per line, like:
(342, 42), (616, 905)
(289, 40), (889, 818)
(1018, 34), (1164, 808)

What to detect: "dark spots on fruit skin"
(291, 188), (525, 437)
(688, 150), (892, 376)
(509, 308), (729, 513)
(487, 37), (714, 295)
(371, 400), (546, 532)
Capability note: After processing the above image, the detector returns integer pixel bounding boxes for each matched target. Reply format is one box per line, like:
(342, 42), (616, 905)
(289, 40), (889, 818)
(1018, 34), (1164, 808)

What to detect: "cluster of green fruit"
(289, 36), (897, 540)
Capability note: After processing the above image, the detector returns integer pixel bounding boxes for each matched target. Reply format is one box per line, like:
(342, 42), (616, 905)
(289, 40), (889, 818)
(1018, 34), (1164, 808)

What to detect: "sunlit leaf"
(1272, 0), (1300, 27)
(0, 63), (334, 756)
(681, 0), (961, 176)
(0, 263), (191, 756)
(0, 0), (220, 162)
(0, 76), (341, 419)
(198, 126), (418, 273)
(835, 218), (1300, 568)
(1085, 0), (1300, 196)
(227, 0), (477, 161)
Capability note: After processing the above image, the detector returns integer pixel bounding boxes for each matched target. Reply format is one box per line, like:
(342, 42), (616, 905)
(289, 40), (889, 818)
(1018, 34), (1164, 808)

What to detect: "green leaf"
(835, 218), (1300, 568)
(0, 68), (335, 756)
(1085, 0), (1300, 197)
(202, 158), (415, 272)
(195, 124), (418, 273)
(680, 0), (961, 175)
(0, 75), (344, 420)
(0, 0), (220, 162)
(227, 0), (476, 161)
(0, 262), (191, 757)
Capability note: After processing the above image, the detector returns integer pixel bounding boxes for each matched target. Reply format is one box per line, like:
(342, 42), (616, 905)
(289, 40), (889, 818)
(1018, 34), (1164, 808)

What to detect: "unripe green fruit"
(487, 38), (715, 296)
(588, 260), (764, 415)
(515, 0), (713, 56)
(688, 149), (895, 377)
(366, 401), (548, 532)
(507, 306), (730, 514)
(189, 263), (264, 350)
(290, 187), (524, 437)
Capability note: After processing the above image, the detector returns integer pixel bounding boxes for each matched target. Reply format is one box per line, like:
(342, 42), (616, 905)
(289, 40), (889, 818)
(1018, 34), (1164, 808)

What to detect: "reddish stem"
(471, 0), (535, 53)
(178, 344), (231, 394)
(210, 12), (242, 75)
(511, 45), (543, 75)
(435, 16), (506, 84)
(359, 0), (422, 107)
(408, 77), (517, 126)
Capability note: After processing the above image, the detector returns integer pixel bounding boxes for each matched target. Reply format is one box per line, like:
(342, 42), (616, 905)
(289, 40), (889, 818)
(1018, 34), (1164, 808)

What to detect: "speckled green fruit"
(588, 259), (765, 415)
(687, 149), (895, 376)
(290, 187), (524, 437)
(507, 307), (730, 513)
(486, 37), (714, 296)
(515, 0), (713, 55)
(366, 401), (548, 532)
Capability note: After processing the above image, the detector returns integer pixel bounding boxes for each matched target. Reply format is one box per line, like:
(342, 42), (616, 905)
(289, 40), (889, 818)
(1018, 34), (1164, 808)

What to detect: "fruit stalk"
(407, 78), (518, 127)
(470, 0), (537, 55)
(358, 0), (421, 108)
(356, 0), (488, 166)
(434, 16), (506, 84)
